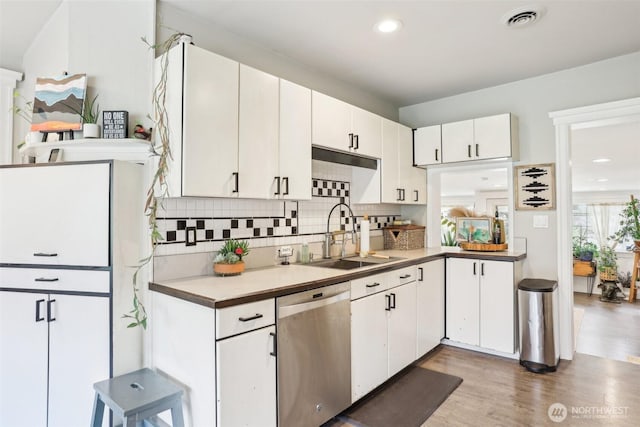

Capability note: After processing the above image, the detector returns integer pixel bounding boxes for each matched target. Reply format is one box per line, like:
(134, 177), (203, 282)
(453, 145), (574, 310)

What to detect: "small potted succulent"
(213, 239), (250, 276)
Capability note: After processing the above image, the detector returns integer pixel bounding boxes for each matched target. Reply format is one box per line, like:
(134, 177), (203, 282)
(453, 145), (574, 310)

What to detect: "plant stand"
(628, 244), (640, 303)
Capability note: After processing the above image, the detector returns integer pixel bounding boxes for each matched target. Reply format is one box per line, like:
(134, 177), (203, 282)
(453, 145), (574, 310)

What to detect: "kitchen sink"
(305, 255), (405, 270)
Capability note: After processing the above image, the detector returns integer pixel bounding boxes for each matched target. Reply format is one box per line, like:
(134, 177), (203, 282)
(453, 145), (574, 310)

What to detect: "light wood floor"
(574, 291), (640, 362)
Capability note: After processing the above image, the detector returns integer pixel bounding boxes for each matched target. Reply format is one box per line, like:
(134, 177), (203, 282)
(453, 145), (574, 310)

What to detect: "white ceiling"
(2, 1), (640, 107)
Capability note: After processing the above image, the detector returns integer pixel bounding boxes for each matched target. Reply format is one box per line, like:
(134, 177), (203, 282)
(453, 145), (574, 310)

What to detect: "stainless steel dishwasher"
(276, 281), (351, 427)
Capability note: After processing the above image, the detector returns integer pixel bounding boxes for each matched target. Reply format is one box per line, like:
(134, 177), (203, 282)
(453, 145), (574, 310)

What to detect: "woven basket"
(600, 267), (617, 282)
(383, 225), (425, 250)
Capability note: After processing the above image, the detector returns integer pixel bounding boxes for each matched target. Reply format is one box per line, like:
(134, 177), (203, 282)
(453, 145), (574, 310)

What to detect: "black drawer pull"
(33, 252), (58, 257)
(390, 292), (396, 309)
(47, 299), (56, 322)
(366, 282), (381, 288)
(35, 277), (59, 282)
(238, 313), (263, 322)
(399, 274), (411, 279)
(418, 267), (424, 281)
(270, 332), (277, 357)
(35, 299), (45, 322)
(385, 294), (391, 311)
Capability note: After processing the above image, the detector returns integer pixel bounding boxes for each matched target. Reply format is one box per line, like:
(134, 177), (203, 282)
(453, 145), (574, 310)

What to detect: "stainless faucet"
(324, 202), (358, 259)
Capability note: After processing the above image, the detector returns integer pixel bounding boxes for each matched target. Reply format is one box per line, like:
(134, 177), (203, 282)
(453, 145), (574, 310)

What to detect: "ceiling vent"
(502, 6), (545, 28)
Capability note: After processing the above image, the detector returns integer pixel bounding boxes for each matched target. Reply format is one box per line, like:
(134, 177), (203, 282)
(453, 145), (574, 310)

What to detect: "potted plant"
(572, 226), (598, 261)
(213, 239), (250, 276)
(80, 94), (100, 138)
(610, 195), (640, 250)
(597, 245), (618, 281)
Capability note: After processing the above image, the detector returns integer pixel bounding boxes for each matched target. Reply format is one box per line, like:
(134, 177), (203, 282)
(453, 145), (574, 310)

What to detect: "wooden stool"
(629, 247), (640, 303)
(91, 368), (184, 427)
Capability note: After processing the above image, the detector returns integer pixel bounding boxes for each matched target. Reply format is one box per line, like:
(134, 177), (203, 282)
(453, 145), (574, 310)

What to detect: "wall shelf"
(18, 138), (152, 164)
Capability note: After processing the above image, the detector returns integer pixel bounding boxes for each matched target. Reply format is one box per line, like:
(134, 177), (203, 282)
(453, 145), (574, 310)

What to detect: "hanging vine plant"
(123, 32), (190, 329)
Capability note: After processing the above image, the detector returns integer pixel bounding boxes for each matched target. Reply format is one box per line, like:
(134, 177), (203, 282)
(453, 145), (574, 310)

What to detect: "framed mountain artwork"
(515, 163), (555, 210)
(30, 73), (86, 132)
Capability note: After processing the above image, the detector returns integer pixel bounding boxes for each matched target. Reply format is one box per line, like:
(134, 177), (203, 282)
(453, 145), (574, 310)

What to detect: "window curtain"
(589, 205), (612, 249)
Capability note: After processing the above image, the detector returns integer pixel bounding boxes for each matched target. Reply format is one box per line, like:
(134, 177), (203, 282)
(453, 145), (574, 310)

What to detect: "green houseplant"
(213, 239), (250, 276)
(572, 226), (598, 261)
(610, 195), (640, 249)
(597, 245), (618, 281)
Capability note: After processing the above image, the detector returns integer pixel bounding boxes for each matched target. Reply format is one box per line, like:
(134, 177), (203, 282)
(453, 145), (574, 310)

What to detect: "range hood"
(311, 146), (378, 170)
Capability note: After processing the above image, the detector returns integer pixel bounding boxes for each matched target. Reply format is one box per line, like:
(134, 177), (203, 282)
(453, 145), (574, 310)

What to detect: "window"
(572, 203), (630, 252)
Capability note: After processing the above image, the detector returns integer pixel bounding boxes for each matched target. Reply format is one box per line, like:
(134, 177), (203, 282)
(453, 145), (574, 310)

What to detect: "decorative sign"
(515, 163), (555, 210)
(102, 111), (128, 139)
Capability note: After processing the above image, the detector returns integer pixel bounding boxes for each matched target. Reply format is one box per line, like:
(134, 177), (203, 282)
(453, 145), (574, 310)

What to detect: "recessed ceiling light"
(592, 158), (611, 163)
(502, 5), (545, 28)
(596, 178), (609, 183)
(375, 19), (403, 33)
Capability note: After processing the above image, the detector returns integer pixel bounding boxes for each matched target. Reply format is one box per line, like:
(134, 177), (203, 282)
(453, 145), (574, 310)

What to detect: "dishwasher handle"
(278, 290), (350, 319)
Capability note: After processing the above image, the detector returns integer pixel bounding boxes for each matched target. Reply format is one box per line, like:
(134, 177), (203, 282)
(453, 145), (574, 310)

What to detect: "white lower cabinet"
(0, 291), (110, 427)
(216, 326), (277, 427)
(351, 270), (417, 402)
(446, 257), (517, 353)
(416, 259), (445, 357)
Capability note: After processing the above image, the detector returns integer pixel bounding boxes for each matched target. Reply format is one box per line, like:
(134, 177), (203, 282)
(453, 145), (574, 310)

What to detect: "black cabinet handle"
(435, 148), (439, 162)
(47, 299), (56, 322)
(366, 282), (381, 288)
(399, 274), (411, 279)
(418, 267), (424, 281)
(35, 277), (59, 282)
(33, 252), (58, 257)
(396, 188), (402, 201)
(269, 332), (277, 357)
(481, 262), (485, 276)
(385, 294), (391, 311)
(274, 176), (281, 195)
(348, 133), (354, 149)
(473, 262), (477, 276)
(467, 144), (472, 158)
(414, 190), (419, 202)
(238, 313), (263, 322)
(475, 143), (479, 157)
(402, 189), (406, 201)
(390, 293), (396, 309)
(354, 134), (359, 149)
(232, 172), (239, 193)
(35, 299), (45, 322)
(283, 177), (289, 195)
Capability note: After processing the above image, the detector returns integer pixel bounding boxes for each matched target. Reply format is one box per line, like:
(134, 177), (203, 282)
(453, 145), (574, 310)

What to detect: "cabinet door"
(414, 125), (442, 166)
(239, 65), (280, 199)
(181, 44), (239, 197)
(0, 163), (109, 266)
(216, 326), (277, 427)
(416, 259), (445, 357)
(351, 106), (381, 158)
(311, 91), (352, 152)
(473, 114), (513, 160)
(398, 124), (426, 204)
(351, 293), (388, 402)
(446, 258), (480, 345)
(48, 295), (110, 427)
(380, 119), (400, 203)
(279, 79), (311, 200)
(387, 282), (417, 377)
(441, 119), (474, 163)
(0, 291), (48, 427)
(479, 260), (515, 353)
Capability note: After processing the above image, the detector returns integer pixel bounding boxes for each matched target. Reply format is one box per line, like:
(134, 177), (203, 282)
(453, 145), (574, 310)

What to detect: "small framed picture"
(515, 163), (555, 210)
(455, 217), (492, 243)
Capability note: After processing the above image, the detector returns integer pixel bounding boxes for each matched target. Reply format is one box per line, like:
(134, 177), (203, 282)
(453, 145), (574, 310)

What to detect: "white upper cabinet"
(0, 163), (109, 266)
(278, 79), (312, 200)
(442, 113), (518, 163)
(381, 120), (425, 204)
(165, 43), (239, 198)
(414, 124), (442, 166)
(312, 91), (381, 158)
(238, 64), (280, 199)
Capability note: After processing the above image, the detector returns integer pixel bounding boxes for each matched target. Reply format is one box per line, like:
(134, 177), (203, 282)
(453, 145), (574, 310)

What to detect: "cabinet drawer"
(216, 299), (275, 339)
(351, 273), (388, 300)
(388, 266), (417, 288)
(0, 267), (110, 293)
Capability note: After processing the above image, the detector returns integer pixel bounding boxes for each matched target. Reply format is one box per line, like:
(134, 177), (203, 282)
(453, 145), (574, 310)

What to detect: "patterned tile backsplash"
(154, 161), (401, 256)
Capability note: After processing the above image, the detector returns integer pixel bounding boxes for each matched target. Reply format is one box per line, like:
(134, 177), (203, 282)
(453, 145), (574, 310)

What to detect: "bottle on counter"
(360, 214), (370, 257)
(493, 208), (502, 244)
(300, 242), (310, 264)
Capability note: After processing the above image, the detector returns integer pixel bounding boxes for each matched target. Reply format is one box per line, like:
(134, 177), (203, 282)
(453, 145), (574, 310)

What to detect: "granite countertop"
(149, 247), (526, 308)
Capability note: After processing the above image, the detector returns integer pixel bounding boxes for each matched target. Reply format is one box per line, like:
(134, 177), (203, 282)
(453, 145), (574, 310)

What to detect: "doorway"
(551, 96), (640, 361)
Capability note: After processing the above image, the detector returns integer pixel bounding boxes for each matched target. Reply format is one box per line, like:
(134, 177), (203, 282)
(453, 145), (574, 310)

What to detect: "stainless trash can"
(518, 278), (559, 373)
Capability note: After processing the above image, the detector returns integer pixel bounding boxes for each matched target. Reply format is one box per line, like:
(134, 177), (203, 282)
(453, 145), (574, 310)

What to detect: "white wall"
(13, 0), (155, 163)
(400, 51), (640, 280)
(157, 2), (398, 121)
